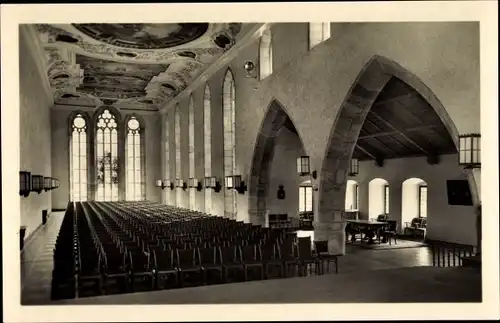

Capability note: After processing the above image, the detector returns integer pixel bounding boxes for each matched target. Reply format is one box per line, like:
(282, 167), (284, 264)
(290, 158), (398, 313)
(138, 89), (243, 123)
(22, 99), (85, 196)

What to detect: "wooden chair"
(175, 248), (202, 287)
(240, 244), (264, 281)
(152, 249), (178, 289)
(297, 237), (318, 276)
(313, 240), (339, 274)
(382, 220), (398, 245)
(198, 247), (223, 285)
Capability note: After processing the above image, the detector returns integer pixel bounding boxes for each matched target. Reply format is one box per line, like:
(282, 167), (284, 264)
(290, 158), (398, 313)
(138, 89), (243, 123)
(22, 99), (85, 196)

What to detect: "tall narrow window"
(188, 97), (196, 210)
(96, 109), (119, 201)
(175, 105), (182, 207)
(299, 185), (313, 213)
(419, 185), (428, 218)
(126, 116), (142, 201)
(309, 22), (331, 49)
(70, 113), (88, 202)
(164, 115), (170, 205)
(223, 70), (237, 219)
(203, 85), (212, 214)
(384, 184), (390, 214)
(353, 184), (359, 210)
(259, 29), (273, 80)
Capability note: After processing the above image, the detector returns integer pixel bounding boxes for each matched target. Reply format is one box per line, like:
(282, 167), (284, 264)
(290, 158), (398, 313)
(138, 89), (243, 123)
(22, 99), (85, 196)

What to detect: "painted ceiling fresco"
(33, 23), (244, 110)
(72, 23), (210, 49)
(76, 55), (169, 100)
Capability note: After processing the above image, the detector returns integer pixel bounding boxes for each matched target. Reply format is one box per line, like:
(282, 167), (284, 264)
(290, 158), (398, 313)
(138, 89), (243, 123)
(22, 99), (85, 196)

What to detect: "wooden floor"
(20, 212), (481, 305)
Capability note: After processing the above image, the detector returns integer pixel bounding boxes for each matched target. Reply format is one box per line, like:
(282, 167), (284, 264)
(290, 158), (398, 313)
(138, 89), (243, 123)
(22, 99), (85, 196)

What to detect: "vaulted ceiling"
(282, 76), (457, 162)
(33, 23), (246, 111)
(352, 76), (457, 161)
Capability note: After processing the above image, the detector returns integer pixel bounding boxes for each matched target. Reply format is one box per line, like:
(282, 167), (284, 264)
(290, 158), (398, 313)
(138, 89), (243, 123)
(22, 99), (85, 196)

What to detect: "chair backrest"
(240, 244), (256, 262)
(313, 240), (329, 254)
(220, 246), (238, 263)
(377, 214), (389, 222)
(386, 220), (398, 231)
(176, 248), (195, 267)
(198, 247), (219, 265)
(153, 249), (174, 269)
(297, 237), (312, 258)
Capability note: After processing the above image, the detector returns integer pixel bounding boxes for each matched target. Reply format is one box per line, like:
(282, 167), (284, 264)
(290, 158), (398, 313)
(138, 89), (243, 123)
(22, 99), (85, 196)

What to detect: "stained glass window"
(70, 113), (87, 202)
(95, 109), (119, 201)
(223, 70), (237, 219)
(204, 85), (212, 214)
(126, 116), (143, 201)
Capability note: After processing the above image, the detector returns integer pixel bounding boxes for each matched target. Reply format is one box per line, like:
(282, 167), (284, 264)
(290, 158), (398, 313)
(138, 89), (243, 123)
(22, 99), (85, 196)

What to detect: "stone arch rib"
(317, 54), (478, 224)
(248, 98), (305, 225)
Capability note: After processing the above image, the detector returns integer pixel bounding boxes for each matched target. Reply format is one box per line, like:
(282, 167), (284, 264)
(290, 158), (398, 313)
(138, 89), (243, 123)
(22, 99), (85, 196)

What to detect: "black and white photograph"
(1, 2), (498, 322)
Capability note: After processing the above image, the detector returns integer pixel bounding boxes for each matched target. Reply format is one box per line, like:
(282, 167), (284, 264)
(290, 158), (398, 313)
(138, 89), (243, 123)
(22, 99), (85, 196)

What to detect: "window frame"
(384, 184), (390, 214)
(418, 185), (428, 218)
(299, 185), (314, 214)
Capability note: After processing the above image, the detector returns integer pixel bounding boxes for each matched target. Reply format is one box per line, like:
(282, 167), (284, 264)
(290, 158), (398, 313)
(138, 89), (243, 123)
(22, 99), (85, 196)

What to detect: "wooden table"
(346, 220), (388, 244)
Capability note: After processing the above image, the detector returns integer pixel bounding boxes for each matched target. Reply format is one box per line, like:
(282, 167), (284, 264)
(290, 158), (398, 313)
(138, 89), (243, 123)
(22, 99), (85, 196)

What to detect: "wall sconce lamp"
(204, 176), (221, 193)
(31, 175), (44, 194)
(166, 179), (174, 190)
(189, 178), (203, 191)
(43, 177), (52, 192)
(458, 133), (481, 169)
(176, 179), (187, 191)
(54, 178), (60, 189)
(297, 156), (317, 179)
(348, 158), (359, 176)
(156, 179), (168, 190)
(243, 60), (258, 79)
(19, 171), (31, 197)
(226, 175), (247, 194)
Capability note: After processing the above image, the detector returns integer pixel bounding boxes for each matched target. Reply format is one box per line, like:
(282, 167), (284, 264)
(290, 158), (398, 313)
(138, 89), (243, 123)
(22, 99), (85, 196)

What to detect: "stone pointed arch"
(248, 98), (307, 225)
(317, 54), (479, 225)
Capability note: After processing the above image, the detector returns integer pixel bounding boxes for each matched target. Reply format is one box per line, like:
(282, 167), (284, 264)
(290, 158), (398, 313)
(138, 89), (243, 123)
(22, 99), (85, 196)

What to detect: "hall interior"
(7, 16), (494, 314)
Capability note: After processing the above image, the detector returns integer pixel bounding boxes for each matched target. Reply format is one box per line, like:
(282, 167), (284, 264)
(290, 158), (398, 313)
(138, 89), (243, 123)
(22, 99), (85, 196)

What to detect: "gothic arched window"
(309, 22), (331, 49)
(223, 70), (237, 219)
(259, 29), (273, 80)
(163, 114), (170, 204)
(203, 85), (212, 214)
(188, 97), (196, 210)
(174, 104), (182, 207)
(95, 109), (119, 201)
(70, 113), (88, 202)
(125, 115), (144, 201)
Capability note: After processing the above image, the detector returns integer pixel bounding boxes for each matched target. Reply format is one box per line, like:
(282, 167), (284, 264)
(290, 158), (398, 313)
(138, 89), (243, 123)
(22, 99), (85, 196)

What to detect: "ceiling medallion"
(72, 23), (210, 49)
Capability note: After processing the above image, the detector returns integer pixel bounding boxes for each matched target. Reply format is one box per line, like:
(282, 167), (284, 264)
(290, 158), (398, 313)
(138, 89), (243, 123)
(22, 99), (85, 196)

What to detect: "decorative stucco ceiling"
(33, 23), (243, 111)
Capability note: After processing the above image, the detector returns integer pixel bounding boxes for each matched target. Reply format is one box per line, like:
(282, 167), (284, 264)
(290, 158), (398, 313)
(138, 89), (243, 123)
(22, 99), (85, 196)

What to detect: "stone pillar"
(358, 181), (369, 220)
(389, 181), (403, 234)
(314, 218), (347, 255)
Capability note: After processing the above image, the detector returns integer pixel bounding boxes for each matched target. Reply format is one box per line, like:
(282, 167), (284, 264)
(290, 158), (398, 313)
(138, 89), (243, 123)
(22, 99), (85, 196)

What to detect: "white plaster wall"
(266, 127), (306, 219)
(352, 154), (476, 245)
(19, 29), (53, 238)
(345, 180), (358, 210)
(368, 178), (388, 219)
(401, 178), (427, 225)
(159, 22), (479, 235)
